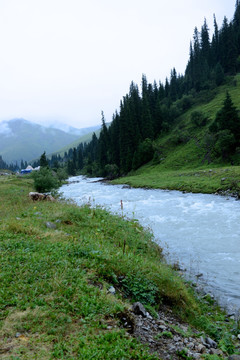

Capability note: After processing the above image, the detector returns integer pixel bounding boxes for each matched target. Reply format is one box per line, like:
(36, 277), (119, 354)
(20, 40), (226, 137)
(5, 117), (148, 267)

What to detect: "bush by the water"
(31, 167), (59, 192)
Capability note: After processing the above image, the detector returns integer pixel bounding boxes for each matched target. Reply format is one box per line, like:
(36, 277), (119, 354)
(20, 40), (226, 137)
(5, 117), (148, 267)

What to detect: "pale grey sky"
(0, 0), (236, 129)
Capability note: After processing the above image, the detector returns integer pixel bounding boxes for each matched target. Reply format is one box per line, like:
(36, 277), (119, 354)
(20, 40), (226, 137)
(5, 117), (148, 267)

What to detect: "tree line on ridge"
(33, 1), (240, 177)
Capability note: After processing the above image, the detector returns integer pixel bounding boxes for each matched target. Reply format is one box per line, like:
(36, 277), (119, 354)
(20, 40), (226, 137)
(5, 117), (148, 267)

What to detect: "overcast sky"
(0, 0), (236, 129)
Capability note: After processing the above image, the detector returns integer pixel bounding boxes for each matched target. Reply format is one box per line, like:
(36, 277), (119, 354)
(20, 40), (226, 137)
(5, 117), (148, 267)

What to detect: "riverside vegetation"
(111, 165), (240, 196)
(1, 174), (240, 359)
(111, 76), (240, 194)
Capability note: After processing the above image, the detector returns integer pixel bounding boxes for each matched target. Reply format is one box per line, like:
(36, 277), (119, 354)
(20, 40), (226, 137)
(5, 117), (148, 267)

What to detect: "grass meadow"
(0, 175), (239, 359)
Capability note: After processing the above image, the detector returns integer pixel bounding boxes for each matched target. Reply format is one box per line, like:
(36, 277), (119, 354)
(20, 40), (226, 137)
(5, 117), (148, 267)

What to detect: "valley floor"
(0, 175), (240, 359)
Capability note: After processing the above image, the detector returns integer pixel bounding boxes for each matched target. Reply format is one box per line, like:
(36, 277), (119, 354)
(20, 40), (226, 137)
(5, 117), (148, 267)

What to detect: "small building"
(20, 165), (40, 174)
(26, 165), (33, 171)
(20, 169), (32, 174)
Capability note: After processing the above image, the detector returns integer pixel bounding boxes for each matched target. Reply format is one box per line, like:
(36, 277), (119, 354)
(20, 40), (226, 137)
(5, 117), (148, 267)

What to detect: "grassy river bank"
(111, 165), (240, 197)
(0, 174), (240, 359)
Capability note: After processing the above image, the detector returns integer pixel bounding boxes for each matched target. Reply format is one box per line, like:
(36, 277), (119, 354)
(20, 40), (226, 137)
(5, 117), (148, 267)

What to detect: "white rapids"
(60, 176), (240, 313)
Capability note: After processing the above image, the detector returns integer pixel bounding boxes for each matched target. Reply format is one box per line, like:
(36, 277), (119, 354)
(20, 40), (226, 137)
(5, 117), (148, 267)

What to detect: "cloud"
(0, 122), (13, 136)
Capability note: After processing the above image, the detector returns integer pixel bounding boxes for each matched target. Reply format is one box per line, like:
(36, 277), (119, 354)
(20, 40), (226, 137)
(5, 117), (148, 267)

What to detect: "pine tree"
(210, 14), (219, 66)
(140, 95), (154, 139)
(98, 111), (109, 172)
(72, 148), (77, 172)
(185, 41), (194, 89)
(40, 151), (49, 168)
(141, 74), (148, 97)
(20, 160), (25, 169)
(67, 160), (74, 176)
(90, 133), (99, 162)
(119, 98), (132, 173)
(77, 143), (84, 170)
(154, 100), (164, 134)
(158, 82), (165, 100)
(211, 92), (240, 147)
(201, 18), (210, 63)
(164, 78), (170, 97)
(192, 27), (202, 90)
(128, 81), (141, 144)
(218, 17), (236, 73)
(0, 155), (10, 170)
(214, 62), (225, 86)
(108, 112), (120, 167)
(233, 0), (240, 55)
(169, 68), (178, 101)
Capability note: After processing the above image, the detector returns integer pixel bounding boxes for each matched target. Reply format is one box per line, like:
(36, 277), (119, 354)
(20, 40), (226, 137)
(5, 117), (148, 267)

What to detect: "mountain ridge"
(0, 119), (83, 164)
(0, 118), (103, 164)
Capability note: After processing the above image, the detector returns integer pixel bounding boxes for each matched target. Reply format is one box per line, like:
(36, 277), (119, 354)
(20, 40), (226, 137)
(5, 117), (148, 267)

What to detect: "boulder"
(29, 192), (45, 201)
(45, 194), (55, 201)
(132, 302), (147, 317)
(29, 192), (55, 201)
(108, 286), (116, 294)
(205, 337), (217, 349)
(228, 355), (240, 360)
(45, 222), (57, 229)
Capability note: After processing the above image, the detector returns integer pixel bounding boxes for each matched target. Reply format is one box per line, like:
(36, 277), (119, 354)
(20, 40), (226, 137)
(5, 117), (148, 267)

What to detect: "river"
(60, 175), (240, 313)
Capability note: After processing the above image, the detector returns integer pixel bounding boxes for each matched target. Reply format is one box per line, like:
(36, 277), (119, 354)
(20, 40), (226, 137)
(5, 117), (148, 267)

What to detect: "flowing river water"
(60, 176), (240, 313)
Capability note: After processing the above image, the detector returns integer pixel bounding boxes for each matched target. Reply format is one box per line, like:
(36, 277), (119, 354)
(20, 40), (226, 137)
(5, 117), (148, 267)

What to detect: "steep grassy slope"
(113, 75), (240, 193)
(154, 75), (240, 170)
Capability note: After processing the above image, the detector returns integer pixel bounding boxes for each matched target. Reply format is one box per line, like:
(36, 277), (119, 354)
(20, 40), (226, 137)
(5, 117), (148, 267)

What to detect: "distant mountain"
(49, 128), (102, 157)
(49, 122), (110, 158)
(47, 121), (101, 137)
(0, 118), (80, 164)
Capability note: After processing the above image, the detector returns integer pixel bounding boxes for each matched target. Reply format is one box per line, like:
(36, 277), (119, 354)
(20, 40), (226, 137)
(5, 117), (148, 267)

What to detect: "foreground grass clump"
(0, 176), (239, 359)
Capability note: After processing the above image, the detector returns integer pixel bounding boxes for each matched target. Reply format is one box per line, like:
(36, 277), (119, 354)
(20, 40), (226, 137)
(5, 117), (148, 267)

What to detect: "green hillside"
(151, 75), (240, 170)
(112, 74), (240, 194)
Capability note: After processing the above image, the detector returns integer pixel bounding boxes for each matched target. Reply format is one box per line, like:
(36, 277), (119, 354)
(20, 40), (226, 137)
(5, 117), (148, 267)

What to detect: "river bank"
(111, 165), (240, 198)
(1, 175), (240, 359)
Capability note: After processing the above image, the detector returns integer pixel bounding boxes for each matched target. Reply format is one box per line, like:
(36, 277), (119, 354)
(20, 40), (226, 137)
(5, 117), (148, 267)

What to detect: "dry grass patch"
(0, 308), (52, 360)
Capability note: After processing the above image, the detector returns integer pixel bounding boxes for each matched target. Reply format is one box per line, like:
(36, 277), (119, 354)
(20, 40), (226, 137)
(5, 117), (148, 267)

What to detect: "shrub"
(214, 130), (236, 159)
(171, 130), (190, 145)
(105, 164), (119, 179)
(181, 95), (194, 111)
(121, 273), (158, 305)
(56, 168), (68, 182)
(132, 139), (154, 170)
(191, 110), (208, 127)
(32, 167), (59, 192)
